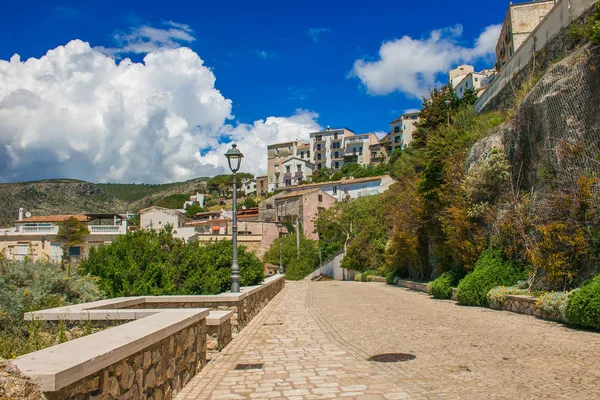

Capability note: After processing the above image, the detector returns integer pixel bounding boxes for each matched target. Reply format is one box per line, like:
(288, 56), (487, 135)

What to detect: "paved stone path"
(177, 281), (600, 399)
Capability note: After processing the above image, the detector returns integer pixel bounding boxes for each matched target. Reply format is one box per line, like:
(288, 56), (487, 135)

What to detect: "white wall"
(304, 250), (357, 281)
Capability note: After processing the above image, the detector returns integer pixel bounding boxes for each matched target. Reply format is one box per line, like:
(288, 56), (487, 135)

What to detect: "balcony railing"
(20, 226), (60, 234)
(88, 225), (123, 234)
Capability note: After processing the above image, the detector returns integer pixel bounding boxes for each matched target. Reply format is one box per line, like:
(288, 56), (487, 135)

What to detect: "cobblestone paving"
(177, 281), (600, 399)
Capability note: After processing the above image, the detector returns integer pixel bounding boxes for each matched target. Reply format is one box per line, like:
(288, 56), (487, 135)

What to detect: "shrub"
(566, 274), (600, 329)
(386, 271), (397, 285)
(285, 257), (316, 281)
(456, 249), (524, 307)
(81, 228), (264, 297)
(354, 273), (362, 282)
(487, 281), (530, 309)
(536, 290), (578, 321)
(430, 272), (454, 299)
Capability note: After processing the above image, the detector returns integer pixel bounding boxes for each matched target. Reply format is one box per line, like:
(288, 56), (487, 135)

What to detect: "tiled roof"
(16, 214), (89, 223)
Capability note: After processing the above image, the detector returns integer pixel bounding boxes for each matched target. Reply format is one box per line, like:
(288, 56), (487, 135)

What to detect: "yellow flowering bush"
(487, 281), (529, 309)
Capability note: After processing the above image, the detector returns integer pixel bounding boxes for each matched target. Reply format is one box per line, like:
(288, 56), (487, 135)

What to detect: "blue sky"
(0, 0), (508, 182)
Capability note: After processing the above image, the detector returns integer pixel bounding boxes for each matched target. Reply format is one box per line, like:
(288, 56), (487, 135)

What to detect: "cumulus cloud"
(307, 28), (331, 43)
(0, 40), (320, 183)
(351, 24), (501, 98)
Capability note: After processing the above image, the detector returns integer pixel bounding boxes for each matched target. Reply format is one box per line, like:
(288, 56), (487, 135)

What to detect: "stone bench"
(12, 308), (209, 399)
(206, 310), (233, 358)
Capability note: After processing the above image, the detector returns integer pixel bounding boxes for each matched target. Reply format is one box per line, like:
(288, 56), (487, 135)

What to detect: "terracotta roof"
(16, 214), (89, 223)
(187, 218), (231, 225)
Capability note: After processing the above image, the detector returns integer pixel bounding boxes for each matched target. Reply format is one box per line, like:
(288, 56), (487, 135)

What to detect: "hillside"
(0, 178), (209, 227)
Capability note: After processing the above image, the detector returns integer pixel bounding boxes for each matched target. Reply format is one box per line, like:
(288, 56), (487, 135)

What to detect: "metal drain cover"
(368, 353), (416, 363)
(234, 363), (264, 370)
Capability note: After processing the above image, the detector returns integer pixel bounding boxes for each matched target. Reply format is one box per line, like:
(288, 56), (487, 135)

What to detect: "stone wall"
(122, 276), (285, 333)
(394, 279), (430, 294)
(44, 320), (206, 400)
(207, 319), (232, 357)
(490, 295), (566, 323)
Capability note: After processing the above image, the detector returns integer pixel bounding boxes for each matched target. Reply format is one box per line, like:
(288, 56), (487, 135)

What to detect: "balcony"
(19, 226), (60, 234)
(88, 225), (125, 234)
(331, 154), (344, 160)
(314, 147), (326, 153)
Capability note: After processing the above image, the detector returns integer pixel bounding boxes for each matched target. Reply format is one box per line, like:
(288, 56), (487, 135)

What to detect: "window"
(333, 186), (338, 195)
(253, 184), (256, 189)
(460, 87), (463, 93)
(297, 164), (301, 172)
(393, 126), (400, 133)
(288, 146), (291, 152)
(334, 162), (339, 169)
(332, 142), (340, 149)
(316, 135), (322, 141)
(317, 164), (322, 169)
(475, 77), (478, 82)
(317, 154), (322, 160)
(318, 195), (323, 202)
(334, 152), (338, 158)
(285, 179), (291, 186)
(317, 144), (321, 150)
(300, 152), (304, 159)
(68, 247), (81, 256)
(286, 166), (291, 173)
(466, 81), (469, 88)
(307, 151), (310, 158)
(275, 148), (279, 155)
(411, 115), (417, 120)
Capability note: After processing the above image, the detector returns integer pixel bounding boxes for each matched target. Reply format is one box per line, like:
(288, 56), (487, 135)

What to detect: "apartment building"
(0, 212), (129, 262)
(382, 112), (420, 152)
(448, 64), (475, 88)
(310, 127), (355, 171)
(280, 157), (315, 187)
(454, 69), (496, 99)
(266, 140), (313, 192)
(256, 175), (268, 196)
(495, 0), (555, 71)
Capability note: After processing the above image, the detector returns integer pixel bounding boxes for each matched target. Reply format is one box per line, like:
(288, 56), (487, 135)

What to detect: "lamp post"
(225, 144), (244, 293)
(276, 223), (284, 275)
(445, 99), (451, 126)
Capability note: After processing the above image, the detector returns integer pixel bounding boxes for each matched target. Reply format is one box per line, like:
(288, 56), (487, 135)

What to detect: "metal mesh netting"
(508, 44), (600, 199)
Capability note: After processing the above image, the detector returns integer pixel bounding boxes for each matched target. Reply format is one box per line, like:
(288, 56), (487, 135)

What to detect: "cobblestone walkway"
(177, 281), (600, 399)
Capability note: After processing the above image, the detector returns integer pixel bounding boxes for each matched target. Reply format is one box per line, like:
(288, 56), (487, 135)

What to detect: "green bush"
(354, 273), (362, 282)
(263, 231), (320, 281)
(386, 271), (397, 285)
(456, 249), (524, 307)
(566, 274), (600, 329)
(430, 272), (454, 299)
(536, 290), (577, 321)
(81, 228), (264, 297)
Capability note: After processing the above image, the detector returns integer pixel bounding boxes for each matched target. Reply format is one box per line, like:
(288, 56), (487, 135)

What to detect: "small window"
(394, 126), (400, 133)
(286, 166), (291, 173)
(68, 247), (81, 256)
(334, 162), (339, 169)
(307, 151), (310, 158)
(288, 146), (291, 152)
(317, 164), (322, 170)
(475, 77), (478, 82)
(318, 195), (323, 202)
(297, 165), (301, 172)
(275, 148), (279, 155)
(333, 187), (338, 195)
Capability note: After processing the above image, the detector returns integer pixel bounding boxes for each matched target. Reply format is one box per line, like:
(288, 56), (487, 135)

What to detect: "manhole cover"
(234, 363), (264, 370)
(367, 353), (416, 363)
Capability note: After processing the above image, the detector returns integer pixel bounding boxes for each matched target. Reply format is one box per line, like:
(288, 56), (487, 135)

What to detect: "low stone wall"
(207, 319), (232, 356)
(123, 275), (286, 333)
(490, 295), (566, 323)
(45, 320), (206, 400)
(370, 276), (387, 283)
(394, 279), (430, 294)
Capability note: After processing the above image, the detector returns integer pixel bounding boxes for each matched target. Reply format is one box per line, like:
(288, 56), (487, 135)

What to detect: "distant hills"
(0, 178), (209, 227)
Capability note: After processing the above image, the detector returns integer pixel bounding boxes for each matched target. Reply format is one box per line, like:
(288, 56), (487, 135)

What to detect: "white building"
(276, 175), (395, 202)
(385, 112), (420, 151)
(241, 179), (257, 196)
(139, 206), (191, 230)
(310, 127), (355, 171)
(183, 192), (205, 210)
(448, 64), (475, 88)
(280, 157), (315, 187)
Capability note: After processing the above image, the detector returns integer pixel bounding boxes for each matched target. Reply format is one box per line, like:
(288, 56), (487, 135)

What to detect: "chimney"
(18, 207), (24, 221)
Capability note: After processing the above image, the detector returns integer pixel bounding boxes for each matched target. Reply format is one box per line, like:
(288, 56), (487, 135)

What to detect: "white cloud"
(0, 40), (320, 183)
(307, 28), (331, 43)
(96, 22), (196, 56)
(351, 24), (501, 98)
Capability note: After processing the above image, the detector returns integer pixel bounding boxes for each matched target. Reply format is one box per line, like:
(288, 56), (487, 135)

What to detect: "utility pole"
(296, 216), (300, 257)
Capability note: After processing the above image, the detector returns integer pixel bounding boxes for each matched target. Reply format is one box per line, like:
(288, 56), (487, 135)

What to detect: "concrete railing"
(474, 0), (596, 113)
(12, 274), (285, 400)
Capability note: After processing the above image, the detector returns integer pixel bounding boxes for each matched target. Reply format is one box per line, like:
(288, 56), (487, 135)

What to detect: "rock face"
(0, 360), (45, 400)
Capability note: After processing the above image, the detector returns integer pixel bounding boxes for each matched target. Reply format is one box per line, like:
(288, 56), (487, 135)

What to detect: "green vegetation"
(56, 217), (90, 265)
(430, 272), (455, 300)
(156, 193), (190, 209)
(0, 258), (104, 358)
(81, 227), (264, 296)
(487, 282), (530, 309)
(536, 290), (576, 321)
(456, 250), (524, 307)
(184, 203), (205, 216)
(263, 230), (321, 280)
(569, 2), (600, 44)
(566, 274), (600, 329)
(206, 173), (253, 199)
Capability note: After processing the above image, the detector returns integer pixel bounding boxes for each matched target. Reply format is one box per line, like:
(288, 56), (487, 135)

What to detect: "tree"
(263, 232), (320, 280)
(460, 87), (479, 107)
(185, 203), (204, 216)
(56, 217), (89, 265)
(312, 167), (333, 183)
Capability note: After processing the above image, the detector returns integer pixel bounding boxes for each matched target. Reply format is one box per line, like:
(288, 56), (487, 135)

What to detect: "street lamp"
(225, 144), (244, 293)
(276, 223), (284, 275)
(445, 99), (451, 126)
